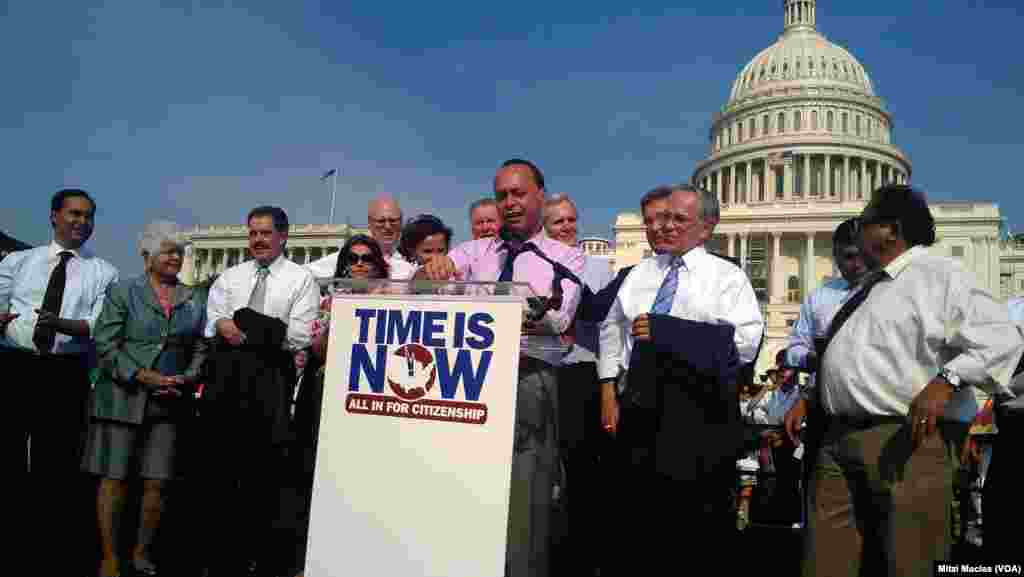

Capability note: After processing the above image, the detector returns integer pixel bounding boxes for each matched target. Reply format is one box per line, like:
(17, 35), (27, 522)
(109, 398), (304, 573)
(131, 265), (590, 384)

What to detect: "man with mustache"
(0, 188), (119, 575)
(419, 159), (585, 577)
(307, 194), (416, 281)
(470, 197), (503, 240)
(201, 206), (319, 577)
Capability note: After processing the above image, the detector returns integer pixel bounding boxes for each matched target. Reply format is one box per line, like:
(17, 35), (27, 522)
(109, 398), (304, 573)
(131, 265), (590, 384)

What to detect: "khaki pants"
(802, 418), (958, 577)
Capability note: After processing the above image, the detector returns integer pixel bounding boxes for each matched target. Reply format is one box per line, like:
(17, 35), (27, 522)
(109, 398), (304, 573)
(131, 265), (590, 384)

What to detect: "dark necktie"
(33, 250), (74, 353)
(498, 242), (535, 283)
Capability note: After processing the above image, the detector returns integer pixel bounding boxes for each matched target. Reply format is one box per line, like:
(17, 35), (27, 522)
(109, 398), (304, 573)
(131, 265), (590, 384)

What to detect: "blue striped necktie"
(651, 256), (683, 314)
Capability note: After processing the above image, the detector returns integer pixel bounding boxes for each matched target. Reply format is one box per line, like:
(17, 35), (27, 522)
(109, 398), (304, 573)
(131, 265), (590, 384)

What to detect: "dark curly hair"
(334, 234), (389, 279)
(861, 184), (936, 247)
(398, 215), (452, 263)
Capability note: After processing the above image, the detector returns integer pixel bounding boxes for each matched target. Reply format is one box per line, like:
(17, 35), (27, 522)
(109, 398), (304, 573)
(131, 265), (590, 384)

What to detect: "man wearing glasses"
(597, 183), (763, 573)
(307, 194), (417, 281)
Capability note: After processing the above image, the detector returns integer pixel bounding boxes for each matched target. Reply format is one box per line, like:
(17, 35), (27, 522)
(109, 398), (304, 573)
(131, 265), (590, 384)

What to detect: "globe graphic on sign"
(386, 343), (437, 401)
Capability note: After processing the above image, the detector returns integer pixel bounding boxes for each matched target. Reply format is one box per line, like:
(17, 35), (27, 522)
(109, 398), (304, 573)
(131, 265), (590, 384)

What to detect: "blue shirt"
(786, 277), (854, 388)
(0, 242), (119, 354)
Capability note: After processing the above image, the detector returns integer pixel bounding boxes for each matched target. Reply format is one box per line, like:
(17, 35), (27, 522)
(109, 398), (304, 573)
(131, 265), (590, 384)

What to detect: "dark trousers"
(802, 418), (960, 577)
(983, 409), (1023, 562)
(556, 362), (610, 574)
(196, 401), (290, 575)
(608, 407), (737, 576)
(2, 346), (94, 574)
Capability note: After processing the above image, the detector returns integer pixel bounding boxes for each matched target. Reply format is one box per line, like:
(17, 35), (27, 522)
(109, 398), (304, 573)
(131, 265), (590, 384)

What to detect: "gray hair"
(468, 197), (498, 218)
(543, 192), (578, 228)
(544, 192), (577, 214)
(640, 183), (719, 222)
(139, 220), (184, 258)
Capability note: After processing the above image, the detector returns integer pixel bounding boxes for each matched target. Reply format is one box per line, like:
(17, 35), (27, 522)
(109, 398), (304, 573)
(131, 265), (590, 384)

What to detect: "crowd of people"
(2, 157), (1023, 577)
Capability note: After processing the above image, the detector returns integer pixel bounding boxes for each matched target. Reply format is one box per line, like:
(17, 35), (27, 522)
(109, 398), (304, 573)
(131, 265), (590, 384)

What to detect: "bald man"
(306, 195), (416, 281)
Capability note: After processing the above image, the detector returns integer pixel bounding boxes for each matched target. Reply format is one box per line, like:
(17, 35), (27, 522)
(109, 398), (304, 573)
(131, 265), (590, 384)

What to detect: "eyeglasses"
(644, 211), (701, 229)
(346, 253), (376, 265)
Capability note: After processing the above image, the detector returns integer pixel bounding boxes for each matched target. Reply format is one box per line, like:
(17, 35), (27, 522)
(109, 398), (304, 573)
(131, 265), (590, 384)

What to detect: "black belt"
(822, 414), (908, 429)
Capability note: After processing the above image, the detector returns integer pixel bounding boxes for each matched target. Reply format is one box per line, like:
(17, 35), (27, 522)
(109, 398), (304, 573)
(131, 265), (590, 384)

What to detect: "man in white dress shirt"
(544, 193), (615, 576)
(0, 188), (119, 575)
(306, 194), (417, 281)
(597, 183), (763, 573)
(804, 185), (1024, 577)
(201, 205), (319, 577)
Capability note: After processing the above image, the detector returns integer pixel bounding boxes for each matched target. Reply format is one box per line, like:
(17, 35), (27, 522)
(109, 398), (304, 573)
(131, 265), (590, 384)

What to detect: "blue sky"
(2, 0), (1021, 271)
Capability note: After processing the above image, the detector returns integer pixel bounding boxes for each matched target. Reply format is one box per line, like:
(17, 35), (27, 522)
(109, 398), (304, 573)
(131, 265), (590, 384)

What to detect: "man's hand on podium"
(418, 255), (459, 281)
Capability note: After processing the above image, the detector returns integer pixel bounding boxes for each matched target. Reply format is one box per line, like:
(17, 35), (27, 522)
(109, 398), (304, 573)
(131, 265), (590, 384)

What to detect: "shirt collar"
(48, 241), (81, 260)
(494, 228), (548, 252)
(883, 245), (926, 280)
(255, 254), (286, 276)
(656, 245), (705, 271)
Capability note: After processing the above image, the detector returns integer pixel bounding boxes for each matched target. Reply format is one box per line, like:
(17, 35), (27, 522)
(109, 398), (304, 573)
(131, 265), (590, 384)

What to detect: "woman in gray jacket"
(83, 221), (207, 577)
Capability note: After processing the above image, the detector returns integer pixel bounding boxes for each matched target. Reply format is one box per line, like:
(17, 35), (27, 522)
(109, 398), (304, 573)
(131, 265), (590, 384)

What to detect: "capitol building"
(607, 0), (1024, 374)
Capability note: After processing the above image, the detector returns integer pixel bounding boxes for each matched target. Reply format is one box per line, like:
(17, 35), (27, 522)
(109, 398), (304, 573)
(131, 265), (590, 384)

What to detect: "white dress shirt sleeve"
(942, 267), (1024, 392)
(721, 270), (764, 366)
(85, 264), (119, 334)
(286, 270), (320, 350)
(306, 252), (339, 279)
(204, 273), (231, 338)
(598, 291), (626, 381)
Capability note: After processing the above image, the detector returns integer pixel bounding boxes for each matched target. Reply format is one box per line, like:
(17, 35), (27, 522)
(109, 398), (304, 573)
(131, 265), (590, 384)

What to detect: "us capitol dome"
(608, 0), (1022, 373)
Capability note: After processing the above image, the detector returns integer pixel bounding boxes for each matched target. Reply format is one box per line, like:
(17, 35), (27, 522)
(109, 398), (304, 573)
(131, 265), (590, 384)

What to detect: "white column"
(805, 232), (816, 298)
(874, 160), (882, 190)
(989, 236), (1001, 294)
(739, 233), (749, 271)
(973, 237), (988, 290)
(731, 165), (739, 204)
(843, 155), (850, 202)
(726, 233), (736, 257)
(745, 161), (753, 204)
(771, 232), (784, 304)
(824, 154), (832, 198)
(859, 158), (867, 199)
(784, 160), (793, 200)
(802, 154), (810, 198)
(715, 170), (722, 204)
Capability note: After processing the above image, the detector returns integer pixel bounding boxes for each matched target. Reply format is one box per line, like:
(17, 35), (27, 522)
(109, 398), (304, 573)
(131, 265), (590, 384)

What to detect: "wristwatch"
(938, 368), (963, 392)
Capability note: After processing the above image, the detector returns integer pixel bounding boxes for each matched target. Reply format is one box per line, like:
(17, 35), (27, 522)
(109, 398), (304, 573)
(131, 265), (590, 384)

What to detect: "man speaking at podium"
(418, 158), (584, 577)
(597, 183), (763, 573)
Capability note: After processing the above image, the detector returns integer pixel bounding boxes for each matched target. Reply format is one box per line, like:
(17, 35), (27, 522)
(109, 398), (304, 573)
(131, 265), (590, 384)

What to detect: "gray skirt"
(82, 417), (178, 481)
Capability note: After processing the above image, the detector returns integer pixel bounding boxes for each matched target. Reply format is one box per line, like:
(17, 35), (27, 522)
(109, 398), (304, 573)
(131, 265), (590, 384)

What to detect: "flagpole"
(329, 168), (338, 225)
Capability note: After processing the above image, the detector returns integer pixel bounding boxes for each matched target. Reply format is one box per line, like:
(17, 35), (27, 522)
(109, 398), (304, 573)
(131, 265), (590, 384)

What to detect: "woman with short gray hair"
(83, 220), (208, 577)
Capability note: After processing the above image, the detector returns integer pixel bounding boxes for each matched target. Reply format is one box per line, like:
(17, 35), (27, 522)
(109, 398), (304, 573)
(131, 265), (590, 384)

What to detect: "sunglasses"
(346, 253), (376, 265)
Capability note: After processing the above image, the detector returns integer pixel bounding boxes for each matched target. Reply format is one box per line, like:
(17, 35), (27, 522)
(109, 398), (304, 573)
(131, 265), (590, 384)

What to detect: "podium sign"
(305, 280), (528, 577)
